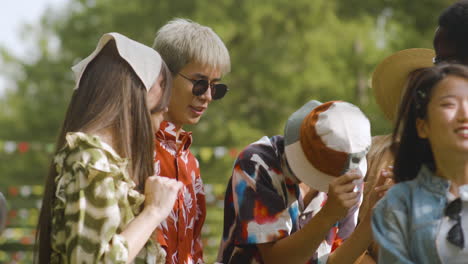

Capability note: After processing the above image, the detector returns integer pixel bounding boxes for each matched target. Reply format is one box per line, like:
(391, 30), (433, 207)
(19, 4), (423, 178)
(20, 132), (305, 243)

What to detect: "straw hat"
(372, 48), (435, 122)
(284, 100), (371, 192)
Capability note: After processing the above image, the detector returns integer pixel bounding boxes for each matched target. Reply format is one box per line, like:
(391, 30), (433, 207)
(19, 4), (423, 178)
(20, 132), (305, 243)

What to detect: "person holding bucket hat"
(216, 100), (389, 264)
(35, 33), (182, 264)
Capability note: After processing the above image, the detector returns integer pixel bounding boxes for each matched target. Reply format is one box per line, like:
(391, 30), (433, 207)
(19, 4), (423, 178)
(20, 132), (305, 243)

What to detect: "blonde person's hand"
(370, 166), (394, 204)
(143, 176), (183, 220)
(322, 171), (363, 222)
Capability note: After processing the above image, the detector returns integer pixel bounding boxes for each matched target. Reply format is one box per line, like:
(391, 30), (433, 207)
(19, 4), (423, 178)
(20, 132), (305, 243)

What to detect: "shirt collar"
(417, 165), (450, 196)
(156, 121), (193, 151)
(418, 165), (468, 202)
(300, 192), (326, 214)
(281, 152), (301, 184)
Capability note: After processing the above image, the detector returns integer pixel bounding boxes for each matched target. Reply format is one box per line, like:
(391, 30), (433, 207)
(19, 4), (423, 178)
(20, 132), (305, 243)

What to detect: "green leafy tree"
(0, 0), (453, 262)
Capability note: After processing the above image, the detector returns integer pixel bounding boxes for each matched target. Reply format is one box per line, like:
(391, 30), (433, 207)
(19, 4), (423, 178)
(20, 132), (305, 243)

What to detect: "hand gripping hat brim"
(372, 48), (435, 122)
(71, 32), (162, 91)
(284, 100), (371, 192)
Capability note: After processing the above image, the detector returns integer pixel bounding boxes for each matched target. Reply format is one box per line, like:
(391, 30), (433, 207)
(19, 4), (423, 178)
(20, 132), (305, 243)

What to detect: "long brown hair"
(35, 40), (172, 263)
(392, 63), (468, 183)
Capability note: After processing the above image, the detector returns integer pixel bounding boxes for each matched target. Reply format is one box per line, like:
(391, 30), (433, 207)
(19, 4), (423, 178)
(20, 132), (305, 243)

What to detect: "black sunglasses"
(178, 73), (229, 100)
(445, 198), (465, 249)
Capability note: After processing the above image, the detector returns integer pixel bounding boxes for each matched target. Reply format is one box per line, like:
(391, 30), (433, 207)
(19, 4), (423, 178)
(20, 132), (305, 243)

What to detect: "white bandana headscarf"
(71, 32), (162, 91)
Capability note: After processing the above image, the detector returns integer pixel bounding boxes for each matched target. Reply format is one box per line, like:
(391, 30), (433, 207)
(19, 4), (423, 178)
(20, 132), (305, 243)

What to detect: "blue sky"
(1, 0), (67, 55)
(0, 0), (68, 95)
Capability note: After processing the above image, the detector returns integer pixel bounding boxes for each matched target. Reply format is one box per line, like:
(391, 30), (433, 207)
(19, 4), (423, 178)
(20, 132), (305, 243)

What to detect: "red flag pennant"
(18, 142), (29, 153)
(228, 148), (239, 158)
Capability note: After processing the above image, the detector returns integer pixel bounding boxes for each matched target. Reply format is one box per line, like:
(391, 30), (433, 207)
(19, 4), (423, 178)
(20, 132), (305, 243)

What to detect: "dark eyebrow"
(193, 73), (221, 82)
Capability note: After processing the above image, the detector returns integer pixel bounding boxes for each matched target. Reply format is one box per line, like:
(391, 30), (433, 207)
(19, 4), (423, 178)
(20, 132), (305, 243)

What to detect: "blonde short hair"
(153, 18), (231, 75)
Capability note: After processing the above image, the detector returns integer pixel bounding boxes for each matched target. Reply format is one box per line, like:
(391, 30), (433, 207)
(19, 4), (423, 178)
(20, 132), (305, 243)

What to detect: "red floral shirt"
(154, 121), (206, 264)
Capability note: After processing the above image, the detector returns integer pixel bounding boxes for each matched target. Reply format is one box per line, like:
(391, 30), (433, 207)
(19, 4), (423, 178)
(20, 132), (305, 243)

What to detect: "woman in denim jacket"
(372, 64), (468, 264)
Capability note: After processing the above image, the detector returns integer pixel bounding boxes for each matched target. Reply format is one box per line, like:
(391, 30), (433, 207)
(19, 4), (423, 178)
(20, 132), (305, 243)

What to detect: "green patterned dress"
(49, 132), (165, 263)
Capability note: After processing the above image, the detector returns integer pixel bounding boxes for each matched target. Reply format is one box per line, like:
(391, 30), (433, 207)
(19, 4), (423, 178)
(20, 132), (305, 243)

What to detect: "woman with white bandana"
(35, 33), (182, 264)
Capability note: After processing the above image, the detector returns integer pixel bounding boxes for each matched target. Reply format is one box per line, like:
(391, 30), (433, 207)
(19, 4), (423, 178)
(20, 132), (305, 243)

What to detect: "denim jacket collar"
(417, 165), (450, 197)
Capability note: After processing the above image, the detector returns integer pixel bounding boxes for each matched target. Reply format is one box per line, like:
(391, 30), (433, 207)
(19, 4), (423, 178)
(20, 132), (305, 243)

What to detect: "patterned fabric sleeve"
(59, 149), (128, 263)
(51, 132), (165, 263)
(231, 146), (293, 246)
(193, 166), (206, 264)
(56, 147), (130, 263)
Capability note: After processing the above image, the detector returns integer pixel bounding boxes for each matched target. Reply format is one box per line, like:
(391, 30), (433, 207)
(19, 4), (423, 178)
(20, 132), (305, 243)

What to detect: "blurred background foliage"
(0, 0), (456, 262)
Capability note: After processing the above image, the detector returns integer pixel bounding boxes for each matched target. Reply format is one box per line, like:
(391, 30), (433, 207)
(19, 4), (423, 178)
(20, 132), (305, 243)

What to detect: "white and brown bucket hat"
(284, 100), (371, 192)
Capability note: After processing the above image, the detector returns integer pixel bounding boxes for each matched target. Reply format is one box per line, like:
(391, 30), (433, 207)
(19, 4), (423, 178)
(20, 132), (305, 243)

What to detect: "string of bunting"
(191, 146), (240, 162)
(0, 140), (240, 161)
(0, 251), (33, 262)
(0, 227), (35, 245)
(7, 208), (40, 226)
(0, 141), (55, 154)
(4, 185), (44, 198)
